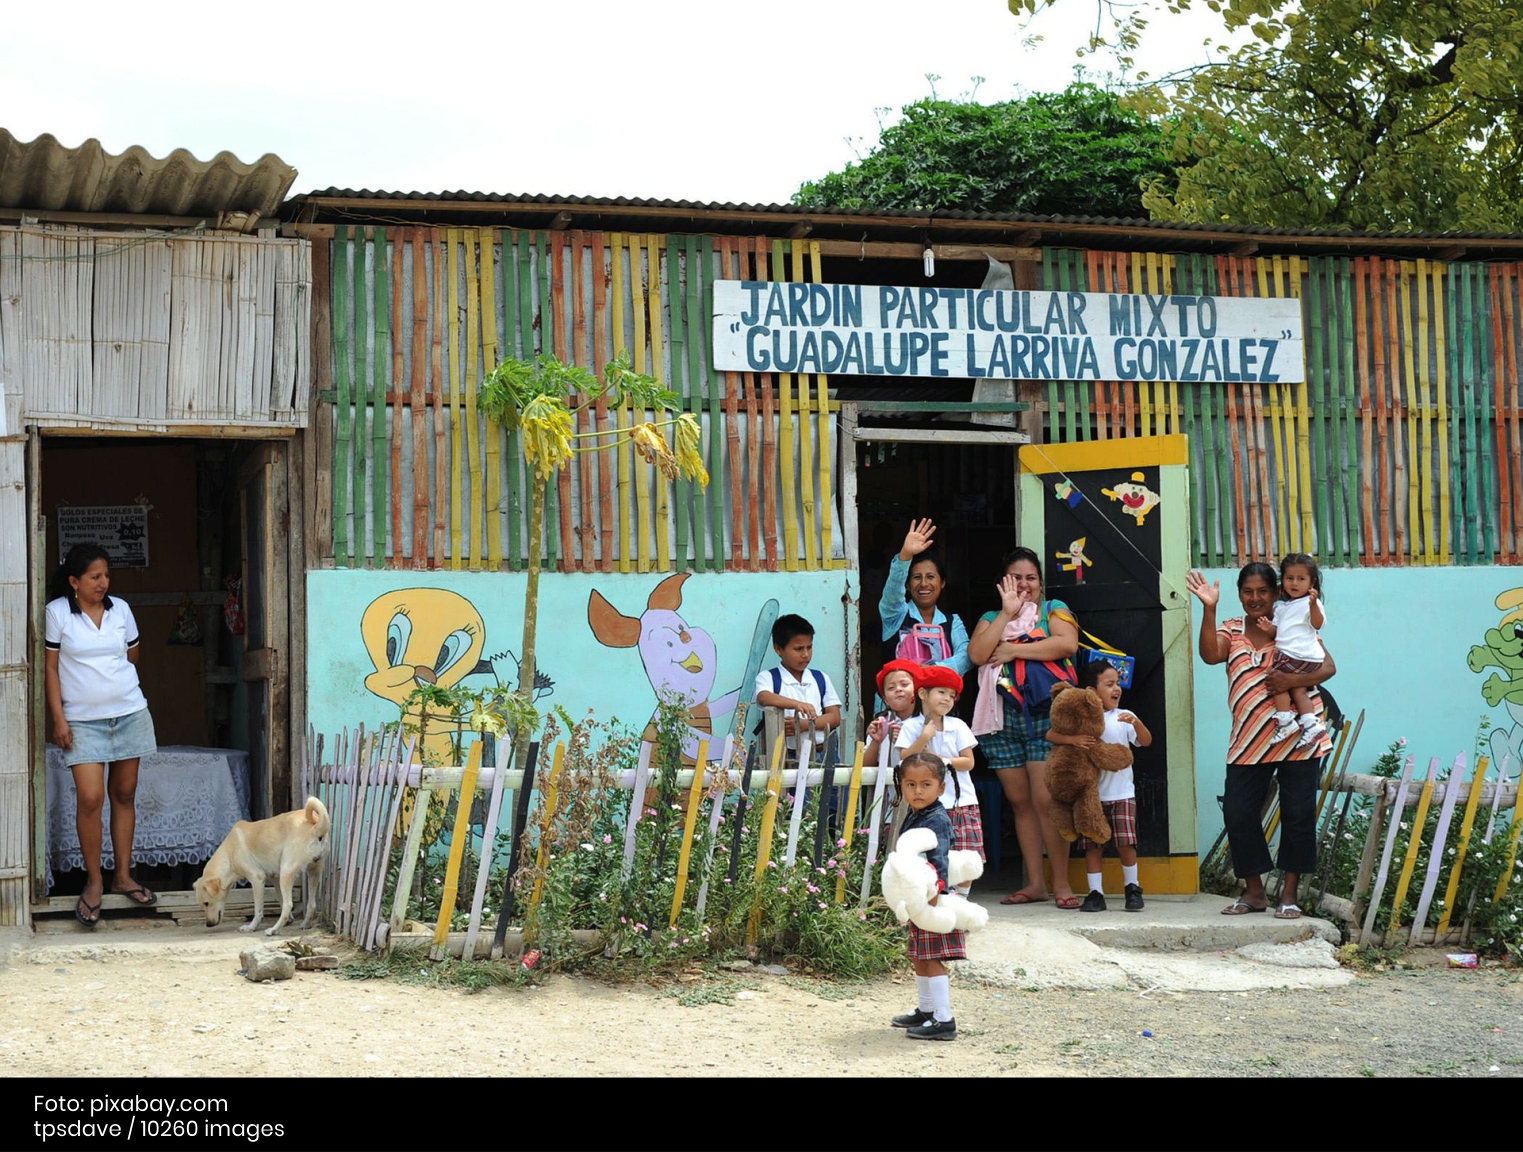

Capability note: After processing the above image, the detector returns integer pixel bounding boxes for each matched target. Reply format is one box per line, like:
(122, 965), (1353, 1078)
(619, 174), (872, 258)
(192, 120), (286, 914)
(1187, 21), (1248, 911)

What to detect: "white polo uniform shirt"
(754, 665), (841, 750)
(44, 596), (148, 721)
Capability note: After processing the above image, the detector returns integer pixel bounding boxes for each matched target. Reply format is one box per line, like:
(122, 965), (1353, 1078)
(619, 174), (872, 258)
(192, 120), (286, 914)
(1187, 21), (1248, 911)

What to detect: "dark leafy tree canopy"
(1012, 0), (1523, 232)
(793, 80), (1176, 218)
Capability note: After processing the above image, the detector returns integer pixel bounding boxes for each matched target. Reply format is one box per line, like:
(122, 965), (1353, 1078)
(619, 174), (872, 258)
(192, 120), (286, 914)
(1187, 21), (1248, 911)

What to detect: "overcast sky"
(2, 0), (1234, 204)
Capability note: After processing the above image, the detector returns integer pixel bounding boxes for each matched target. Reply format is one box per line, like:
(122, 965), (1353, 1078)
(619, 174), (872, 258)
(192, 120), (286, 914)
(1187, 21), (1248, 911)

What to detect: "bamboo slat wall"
(1041, 250), (1523, 568)
(322, 227), (845, 572)
(1, 225), (312, 430)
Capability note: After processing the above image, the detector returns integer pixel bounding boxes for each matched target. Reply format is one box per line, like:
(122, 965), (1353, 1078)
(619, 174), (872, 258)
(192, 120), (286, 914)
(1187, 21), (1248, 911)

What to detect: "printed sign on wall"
(713, 281), (1305, 384)
(57, 505), (149, 568)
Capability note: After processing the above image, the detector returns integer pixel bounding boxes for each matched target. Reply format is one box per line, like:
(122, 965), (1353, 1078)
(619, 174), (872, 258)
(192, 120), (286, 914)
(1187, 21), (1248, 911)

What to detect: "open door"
(238, 443), (291, 820)
(1018, 434), (1197, 893)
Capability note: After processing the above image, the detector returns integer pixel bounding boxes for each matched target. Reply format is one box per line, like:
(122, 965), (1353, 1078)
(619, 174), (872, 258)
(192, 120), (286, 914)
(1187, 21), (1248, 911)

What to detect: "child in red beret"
(896, 665), (983, 883)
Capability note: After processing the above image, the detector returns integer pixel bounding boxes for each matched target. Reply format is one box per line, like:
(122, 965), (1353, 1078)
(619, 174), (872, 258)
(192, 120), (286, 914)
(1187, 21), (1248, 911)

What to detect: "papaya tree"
(476, 353), (709, 773)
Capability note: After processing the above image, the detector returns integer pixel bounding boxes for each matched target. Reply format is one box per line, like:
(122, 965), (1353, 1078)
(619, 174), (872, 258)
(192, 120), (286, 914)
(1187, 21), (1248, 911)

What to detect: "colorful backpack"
(997, 601), (1078, 717)
(893, 612), (952, 664)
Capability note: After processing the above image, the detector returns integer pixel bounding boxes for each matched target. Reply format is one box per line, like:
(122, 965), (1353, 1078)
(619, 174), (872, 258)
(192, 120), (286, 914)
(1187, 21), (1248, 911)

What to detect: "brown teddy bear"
(1044, 683), (1133, 844)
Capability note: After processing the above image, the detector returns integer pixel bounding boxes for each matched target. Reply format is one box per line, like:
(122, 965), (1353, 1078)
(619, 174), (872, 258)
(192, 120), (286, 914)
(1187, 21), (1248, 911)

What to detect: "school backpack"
(893, 611), (952, 664)
(997, 601), (1078, 717)
(753, 667), (829, 734)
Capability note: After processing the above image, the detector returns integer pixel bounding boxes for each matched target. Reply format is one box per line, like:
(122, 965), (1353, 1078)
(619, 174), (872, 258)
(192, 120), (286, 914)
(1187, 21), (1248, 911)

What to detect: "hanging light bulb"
(923, 245), (935, 277)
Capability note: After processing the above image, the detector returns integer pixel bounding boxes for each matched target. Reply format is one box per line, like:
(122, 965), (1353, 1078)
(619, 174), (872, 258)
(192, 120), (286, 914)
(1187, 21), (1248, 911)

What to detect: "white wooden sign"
(712, 280), (1304, 384)
(57, 505), (150, 568)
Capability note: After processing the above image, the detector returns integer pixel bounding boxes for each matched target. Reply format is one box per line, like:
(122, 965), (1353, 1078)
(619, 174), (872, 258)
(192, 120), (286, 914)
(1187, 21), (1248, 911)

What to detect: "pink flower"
(836, 838), (847, 849)
(858, 912), (867, 921)
(817, 901), (826, 910)
(602, 834), (612, 844)
(779, 886), (789, 894)
(1398, 737), (1408, 746)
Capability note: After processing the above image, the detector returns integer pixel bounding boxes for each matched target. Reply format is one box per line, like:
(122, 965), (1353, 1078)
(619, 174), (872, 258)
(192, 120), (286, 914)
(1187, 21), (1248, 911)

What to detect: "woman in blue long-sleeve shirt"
(878, 518), (972, 678)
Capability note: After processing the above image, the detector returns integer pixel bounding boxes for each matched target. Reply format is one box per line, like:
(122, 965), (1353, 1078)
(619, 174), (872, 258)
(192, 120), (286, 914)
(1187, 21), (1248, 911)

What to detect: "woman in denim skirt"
(44, 543), (159, 927)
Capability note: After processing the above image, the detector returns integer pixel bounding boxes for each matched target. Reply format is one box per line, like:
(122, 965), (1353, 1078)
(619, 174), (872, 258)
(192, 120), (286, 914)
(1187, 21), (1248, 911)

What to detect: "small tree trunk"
(511, 480), (545, 776)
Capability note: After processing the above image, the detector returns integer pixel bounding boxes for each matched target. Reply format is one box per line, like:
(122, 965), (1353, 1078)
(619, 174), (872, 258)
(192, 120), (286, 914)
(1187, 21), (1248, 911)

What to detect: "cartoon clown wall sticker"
(1101, 472), (1161, 527)
(1056, 537), (1091, 584)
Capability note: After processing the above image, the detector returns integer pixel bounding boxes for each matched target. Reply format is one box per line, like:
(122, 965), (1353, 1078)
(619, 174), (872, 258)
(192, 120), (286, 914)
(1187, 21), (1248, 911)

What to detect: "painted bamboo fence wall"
(320, 227), (846, 573)
(1041, 250), (1523, 569)
(1, 225), (312, 429)
(0, 360), (24, 926)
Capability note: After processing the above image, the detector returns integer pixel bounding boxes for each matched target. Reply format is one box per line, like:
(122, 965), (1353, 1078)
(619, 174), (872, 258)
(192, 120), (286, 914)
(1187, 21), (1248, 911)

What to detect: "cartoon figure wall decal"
(361, 589), (491, 762)
(1053, 479), (1082, 509)
(588, 573), (742, 760)
(1101, 472), (1161, 527)
(1056, 536), (1091, 584)
(1470, 586), (1523, 771)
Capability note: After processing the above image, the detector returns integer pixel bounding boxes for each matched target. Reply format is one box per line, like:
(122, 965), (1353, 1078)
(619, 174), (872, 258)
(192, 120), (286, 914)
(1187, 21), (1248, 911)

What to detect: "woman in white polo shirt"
(44, 543), (159, 928)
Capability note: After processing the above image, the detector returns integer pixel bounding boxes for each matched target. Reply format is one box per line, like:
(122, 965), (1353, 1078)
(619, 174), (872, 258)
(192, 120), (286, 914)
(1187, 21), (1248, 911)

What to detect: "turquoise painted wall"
(1192, 566), (1523, 855)
(307, 569), (859, 757)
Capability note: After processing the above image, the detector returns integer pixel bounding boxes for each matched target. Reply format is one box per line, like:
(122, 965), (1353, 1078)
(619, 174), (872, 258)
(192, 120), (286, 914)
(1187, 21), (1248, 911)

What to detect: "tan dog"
(193, 797), (330, 936)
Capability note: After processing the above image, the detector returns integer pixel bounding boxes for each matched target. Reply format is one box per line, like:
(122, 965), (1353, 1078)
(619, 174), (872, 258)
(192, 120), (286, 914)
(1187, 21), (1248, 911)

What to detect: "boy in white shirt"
(754, 614), (842, 755)
(896, 665), (983, 888)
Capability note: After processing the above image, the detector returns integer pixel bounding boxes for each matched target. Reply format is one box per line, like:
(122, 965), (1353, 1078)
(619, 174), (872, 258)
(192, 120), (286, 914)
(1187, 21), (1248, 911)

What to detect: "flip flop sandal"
(1274, 903), (1304, 920)
(75, 896), (101, 929)
(1221, 899), (1268, 915)
(999, 892), (1049, 906)
(1054, 895), (1084, 909)
(117, 886), (158, 907)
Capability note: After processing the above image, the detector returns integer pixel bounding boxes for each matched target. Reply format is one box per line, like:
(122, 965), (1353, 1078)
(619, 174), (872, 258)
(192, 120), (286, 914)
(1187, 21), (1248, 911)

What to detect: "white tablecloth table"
(46, 744), (251, 889)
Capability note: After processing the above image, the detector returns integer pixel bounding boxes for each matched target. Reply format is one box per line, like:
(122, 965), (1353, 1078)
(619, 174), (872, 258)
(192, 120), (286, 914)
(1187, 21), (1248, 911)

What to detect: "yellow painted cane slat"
(1432, 262), (1453, 564)
(464, 233), (484, 569)
(809, 241), (838, 570)
(793, 239), (817, 570)
(670, 739), (710, 927)
(648, 234), (671, 569)
(630, 237), (653, 574)
(1415, 260), (1437, 564)
(1495, 790), (1523, 903)
(480, 228), (502, 570)
(431, 739), (483, 953)
(834, 741), (866, 903)
(1389, 759), (1439, 936)
(1435, 755), (1487, 937)
(747, 736), (788, 946)
(1289, 257), (1315, 554)
(528, 741), (567, 921)
(610, 233), (633, 574)
(1400, 261), (1422, 563)
(1259, 257), (1292, 556)
(447, 230), (464, 570)
(775, 239), (799, 571)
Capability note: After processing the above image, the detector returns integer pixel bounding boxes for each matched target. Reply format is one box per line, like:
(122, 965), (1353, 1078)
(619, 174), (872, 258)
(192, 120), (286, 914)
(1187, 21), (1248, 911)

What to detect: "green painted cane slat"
(686, 234), (712, 572)
(1459, 264), (1480, 563)
(670, 238), (691, 575)
(372, 227), (391, 567)
(702, 236), (726, 572)
(1443, 262), (1462, 565)
(500, 231), (520, 571)
(1338, 258), (1360, 566)
(333, 227), (352, 568)
(1059, 254), (1082, 442)
(1307, 258), (1331, 560)
(1476, 266), (1499, 561)
(536, 232), (559, 571)
(353, 226), (370, 565)
(1322, 259), (1345, 567)
(1040, 249), (1062, 442)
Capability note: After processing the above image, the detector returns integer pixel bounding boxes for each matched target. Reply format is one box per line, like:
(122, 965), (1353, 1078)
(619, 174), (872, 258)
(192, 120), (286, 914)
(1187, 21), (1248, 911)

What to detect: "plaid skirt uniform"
(1073, 797), (1138, 852)
(905, 802), (981, 963)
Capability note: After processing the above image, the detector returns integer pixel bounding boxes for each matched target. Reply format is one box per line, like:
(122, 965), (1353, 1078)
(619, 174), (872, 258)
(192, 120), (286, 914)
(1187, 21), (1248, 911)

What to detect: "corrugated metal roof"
(288, 187), (1523, 243)
(0, 129), (297, 221)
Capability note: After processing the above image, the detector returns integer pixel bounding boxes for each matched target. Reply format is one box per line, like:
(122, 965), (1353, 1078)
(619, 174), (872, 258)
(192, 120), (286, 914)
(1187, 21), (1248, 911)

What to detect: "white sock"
(1122, 864), (1139, 886)
(916, 975), (932, 1013)
(1273, 710), (1296, 724)
(929, 974), (952, 1022)
(1087, 872), (1103, 894)
(1298, 713), (1318, 728)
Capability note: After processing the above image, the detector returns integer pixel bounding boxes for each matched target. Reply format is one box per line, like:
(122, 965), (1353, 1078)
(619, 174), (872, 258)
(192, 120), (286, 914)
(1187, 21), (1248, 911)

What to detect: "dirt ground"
(4, 929), (1522, 1081)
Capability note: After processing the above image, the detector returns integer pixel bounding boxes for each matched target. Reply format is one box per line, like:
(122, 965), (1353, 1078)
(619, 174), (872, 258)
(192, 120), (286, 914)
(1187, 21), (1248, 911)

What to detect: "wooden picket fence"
(299, 719), (891, 957)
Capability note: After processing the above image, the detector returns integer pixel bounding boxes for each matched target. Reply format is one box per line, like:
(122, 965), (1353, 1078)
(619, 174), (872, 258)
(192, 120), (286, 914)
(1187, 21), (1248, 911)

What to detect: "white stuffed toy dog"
(881, 827), (990, 934)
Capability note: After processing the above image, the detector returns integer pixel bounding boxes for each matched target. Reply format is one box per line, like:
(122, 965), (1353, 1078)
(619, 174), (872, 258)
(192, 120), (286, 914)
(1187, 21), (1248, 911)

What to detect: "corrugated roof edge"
(0, 128), (297, 220)
(286, 188), (1523, 242)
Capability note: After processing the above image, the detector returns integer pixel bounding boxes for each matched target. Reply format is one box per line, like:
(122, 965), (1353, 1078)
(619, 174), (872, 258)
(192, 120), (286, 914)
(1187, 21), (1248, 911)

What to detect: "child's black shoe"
(891, 1007), (933, 1029)
(1124, 883), (1145, 912)
(1080, 889), (1107, 913)
(906, 1017), (957, 1041)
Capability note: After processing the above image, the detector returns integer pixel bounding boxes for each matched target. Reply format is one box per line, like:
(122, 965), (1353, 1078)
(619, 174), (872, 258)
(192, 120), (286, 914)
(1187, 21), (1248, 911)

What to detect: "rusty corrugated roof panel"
(287, 187), (1523, 242)
(0, 129), (297, 220)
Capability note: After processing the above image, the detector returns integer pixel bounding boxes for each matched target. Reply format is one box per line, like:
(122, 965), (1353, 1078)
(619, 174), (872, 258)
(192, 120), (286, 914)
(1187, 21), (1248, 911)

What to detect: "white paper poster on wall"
(57, 505), (150, 568)
(713, 280), (1305, 384)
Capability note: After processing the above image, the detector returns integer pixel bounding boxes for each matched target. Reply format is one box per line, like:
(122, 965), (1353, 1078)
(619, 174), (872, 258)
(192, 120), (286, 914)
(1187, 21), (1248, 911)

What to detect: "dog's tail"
(304, 796), (331, 837)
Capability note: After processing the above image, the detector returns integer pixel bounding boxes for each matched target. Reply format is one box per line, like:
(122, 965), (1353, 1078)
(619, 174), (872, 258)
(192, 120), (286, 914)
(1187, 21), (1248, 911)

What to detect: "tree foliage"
(792, 81), (1176, 217)
(1012, 0), (1523, 231)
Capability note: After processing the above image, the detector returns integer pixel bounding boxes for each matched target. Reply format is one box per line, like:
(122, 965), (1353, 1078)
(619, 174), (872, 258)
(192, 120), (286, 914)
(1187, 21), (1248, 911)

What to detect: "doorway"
(29, 435), (293, 909)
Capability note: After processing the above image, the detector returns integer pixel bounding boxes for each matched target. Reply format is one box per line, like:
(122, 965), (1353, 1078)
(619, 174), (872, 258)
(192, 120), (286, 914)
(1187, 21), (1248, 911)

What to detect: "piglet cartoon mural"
(588, 574), (742, 759)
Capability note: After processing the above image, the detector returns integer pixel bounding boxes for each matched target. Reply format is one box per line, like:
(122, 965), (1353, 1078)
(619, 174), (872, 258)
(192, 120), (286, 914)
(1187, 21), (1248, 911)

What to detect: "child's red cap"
(875, 658), (922, 697)
(915, 665), (963, 694)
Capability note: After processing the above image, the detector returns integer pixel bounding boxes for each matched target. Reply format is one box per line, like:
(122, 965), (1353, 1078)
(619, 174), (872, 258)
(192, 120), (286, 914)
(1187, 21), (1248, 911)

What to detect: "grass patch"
(340, 951), (534, 992)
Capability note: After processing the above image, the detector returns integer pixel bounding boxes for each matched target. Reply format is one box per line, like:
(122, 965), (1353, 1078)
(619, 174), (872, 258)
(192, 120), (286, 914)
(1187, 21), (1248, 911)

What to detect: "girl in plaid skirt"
(889, 751), (967, 1041)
